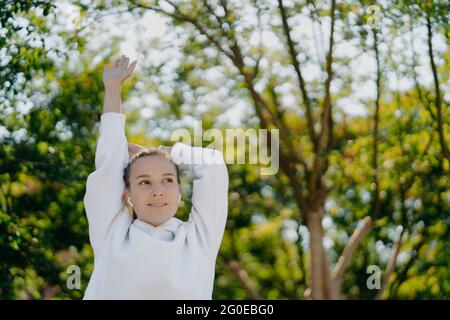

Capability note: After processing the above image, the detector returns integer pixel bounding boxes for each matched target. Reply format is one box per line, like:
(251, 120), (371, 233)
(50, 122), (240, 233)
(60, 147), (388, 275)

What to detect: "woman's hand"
(103, 55), (137, 90)
(157, 145), (172, 154)
(128, 142), (144, 159)
(127, 143), (173, 162)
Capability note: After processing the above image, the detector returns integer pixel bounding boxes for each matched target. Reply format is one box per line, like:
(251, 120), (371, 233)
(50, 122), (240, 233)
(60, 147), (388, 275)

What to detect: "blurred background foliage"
(0, 0), (448, 299)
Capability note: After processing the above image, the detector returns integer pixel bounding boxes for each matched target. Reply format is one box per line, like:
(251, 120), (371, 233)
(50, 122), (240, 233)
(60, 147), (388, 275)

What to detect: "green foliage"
(1, 0), (448, 300)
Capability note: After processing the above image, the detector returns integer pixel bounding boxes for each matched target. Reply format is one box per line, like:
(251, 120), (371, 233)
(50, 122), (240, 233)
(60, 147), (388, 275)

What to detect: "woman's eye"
(164, 178), (173, 183)
(139, 180), (149, 185)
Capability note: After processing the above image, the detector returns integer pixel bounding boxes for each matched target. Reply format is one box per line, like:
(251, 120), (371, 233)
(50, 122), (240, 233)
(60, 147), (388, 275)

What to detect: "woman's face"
(125, 155), (180, 227)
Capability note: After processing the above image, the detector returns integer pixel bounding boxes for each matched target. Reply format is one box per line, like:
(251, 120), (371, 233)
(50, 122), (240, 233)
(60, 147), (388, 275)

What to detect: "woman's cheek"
(133, 186), (147, 203)
(172, 185), (182, 198)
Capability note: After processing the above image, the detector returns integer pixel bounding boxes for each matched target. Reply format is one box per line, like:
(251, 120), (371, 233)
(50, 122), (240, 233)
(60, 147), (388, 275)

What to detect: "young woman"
(83, 55), (229, 299)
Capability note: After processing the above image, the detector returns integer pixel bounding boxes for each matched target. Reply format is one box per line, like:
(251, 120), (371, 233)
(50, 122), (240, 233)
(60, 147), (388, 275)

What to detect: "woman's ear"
(123, 189), (129, 204)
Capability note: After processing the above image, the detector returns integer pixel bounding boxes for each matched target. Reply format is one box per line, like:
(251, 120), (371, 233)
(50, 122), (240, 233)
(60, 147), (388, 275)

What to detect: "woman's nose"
(152, 190), (164, 197)
(151, 185), (164, 197)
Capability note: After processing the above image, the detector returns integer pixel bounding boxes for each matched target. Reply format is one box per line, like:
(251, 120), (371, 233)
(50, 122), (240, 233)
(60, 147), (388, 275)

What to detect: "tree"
(1, 0), (447, 299)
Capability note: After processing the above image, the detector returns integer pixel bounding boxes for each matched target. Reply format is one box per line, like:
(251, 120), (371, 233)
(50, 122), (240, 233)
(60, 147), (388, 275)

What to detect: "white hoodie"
(83, 112), (229, 299)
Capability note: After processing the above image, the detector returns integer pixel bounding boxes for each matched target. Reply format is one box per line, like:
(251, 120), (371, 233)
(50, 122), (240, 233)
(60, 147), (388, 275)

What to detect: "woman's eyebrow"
(135, 173), (174, 180)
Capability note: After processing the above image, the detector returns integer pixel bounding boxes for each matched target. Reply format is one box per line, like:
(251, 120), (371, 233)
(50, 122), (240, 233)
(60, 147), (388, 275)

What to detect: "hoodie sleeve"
(170, 142), (229, 259)
(83, 112), (129, 256)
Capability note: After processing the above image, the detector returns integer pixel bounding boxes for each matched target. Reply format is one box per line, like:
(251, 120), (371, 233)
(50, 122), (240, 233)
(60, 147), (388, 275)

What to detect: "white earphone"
(178, 194), (181, 204)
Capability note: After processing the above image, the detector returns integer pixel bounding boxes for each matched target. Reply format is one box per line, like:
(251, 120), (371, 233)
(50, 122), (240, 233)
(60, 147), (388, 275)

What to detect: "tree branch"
(370, 28), (382, 220)
(277, 0), (317, 150)
(331, 216), (373, 281)
(129, 0), (235, 60)
(309, 0), (336, 212)
(426, 13), (450, 163)
(375, 229), (405, 299)
(226, 260), (261, 300)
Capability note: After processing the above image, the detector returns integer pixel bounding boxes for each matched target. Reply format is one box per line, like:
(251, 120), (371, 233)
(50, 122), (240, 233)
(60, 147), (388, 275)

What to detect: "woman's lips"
(148, 203), (167, 207)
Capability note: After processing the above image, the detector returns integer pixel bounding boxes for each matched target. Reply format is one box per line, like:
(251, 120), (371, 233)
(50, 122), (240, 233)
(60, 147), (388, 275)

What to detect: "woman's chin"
(140, 213), (174, 227)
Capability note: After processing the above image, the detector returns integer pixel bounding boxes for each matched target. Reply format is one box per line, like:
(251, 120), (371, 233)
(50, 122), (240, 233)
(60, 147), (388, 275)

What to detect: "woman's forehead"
(130, 155), (177, 178)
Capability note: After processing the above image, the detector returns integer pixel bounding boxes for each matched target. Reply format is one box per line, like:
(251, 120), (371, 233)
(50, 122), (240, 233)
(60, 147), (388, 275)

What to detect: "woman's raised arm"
(170, 143), (229, 260)
(83, 55), (137, 256)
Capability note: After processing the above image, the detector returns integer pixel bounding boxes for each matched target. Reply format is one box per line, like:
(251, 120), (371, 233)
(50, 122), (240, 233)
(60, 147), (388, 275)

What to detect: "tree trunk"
(307, 209), (327, 299)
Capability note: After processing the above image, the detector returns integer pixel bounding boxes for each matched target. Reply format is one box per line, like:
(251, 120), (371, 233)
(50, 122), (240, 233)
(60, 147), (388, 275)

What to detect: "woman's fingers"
(123, 60), (137, 79)
(121, 57), (129, 67)
(104, 55), (136, 83)
(128, 142), (144, 156)
(128, 60), (137, 74)
(108, 55), (135, 70)
(115, 55), (124, 67)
